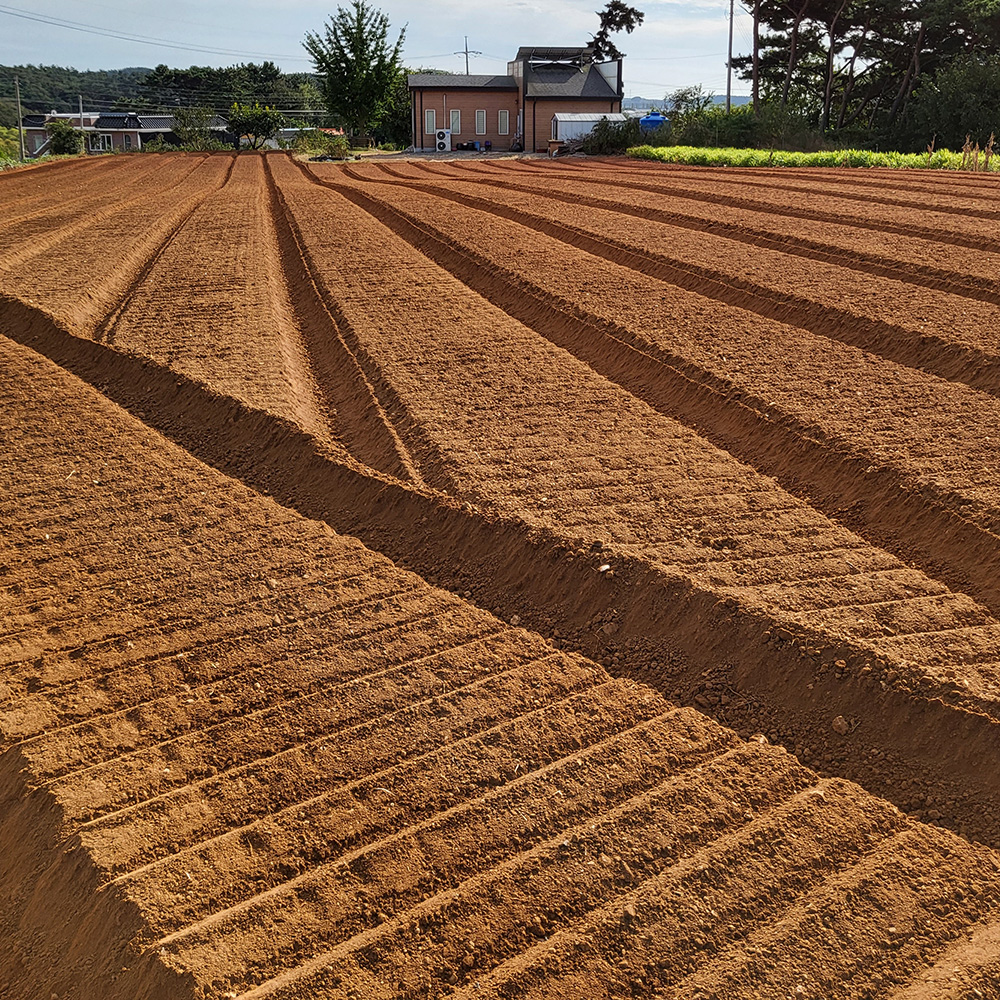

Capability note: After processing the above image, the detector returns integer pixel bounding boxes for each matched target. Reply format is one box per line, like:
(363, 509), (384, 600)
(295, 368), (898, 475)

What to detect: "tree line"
(734, 0), (1000, 149)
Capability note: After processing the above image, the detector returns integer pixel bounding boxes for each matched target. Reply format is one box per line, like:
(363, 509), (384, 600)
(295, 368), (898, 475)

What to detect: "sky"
(0, 0), (756, 103)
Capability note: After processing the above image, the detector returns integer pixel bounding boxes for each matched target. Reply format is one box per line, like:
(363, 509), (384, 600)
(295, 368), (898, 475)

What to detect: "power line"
(0, 4), (311, 62)
(72, 0), (236, 37)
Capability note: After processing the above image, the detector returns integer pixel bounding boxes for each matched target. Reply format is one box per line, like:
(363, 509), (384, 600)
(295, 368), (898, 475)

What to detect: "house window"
(123, 134), (132, 150)
(450, 109), (461, 134)
(475, 109), (487, 135)
(498, 110), (509, 135)
(424, 108), (436, 134)
(90, 133), (113, 151)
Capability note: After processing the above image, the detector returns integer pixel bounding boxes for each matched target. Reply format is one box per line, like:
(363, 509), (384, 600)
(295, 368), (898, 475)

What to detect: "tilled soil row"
(3, 317), (1000, 1000)
(260, 155), (426, 483)
(537, 156), (1000, 219)
(0, 155), (171, 240)
(213, 160), (1000, 835)
(325, 166), (1000, 624)
(92, 154), (330, 440)
(424, 159), (1000, 298)
(0, 154), (233, 334)
(8, 156), (1000, 844)
(4, 268), (1000, 854)
(473, 158), (1000, 252)
(365, 161), (1000, 397)
(0, 155), (214, 283)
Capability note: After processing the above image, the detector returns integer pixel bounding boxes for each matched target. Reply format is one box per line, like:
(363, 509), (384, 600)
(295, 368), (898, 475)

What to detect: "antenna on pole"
(454, 36), (482, 75)
(726, 0), (734, 113)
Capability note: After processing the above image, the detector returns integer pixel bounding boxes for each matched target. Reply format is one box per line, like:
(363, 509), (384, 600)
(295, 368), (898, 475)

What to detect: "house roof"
(22, 111), (228, 131)
(524, 63), (618, 100)
(93, 113), (228, 130)
(408, 74), (517, 90)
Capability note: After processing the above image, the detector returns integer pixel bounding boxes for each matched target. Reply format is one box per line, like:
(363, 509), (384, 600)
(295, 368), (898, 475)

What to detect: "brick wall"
(412, 88), (519, 151)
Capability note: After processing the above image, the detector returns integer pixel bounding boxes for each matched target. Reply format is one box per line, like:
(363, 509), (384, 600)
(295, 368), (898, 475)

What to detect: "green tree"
(590, 1), (645, 61)
(172, 105), (217, 147)
(732, 0), (1000, 142)
(228, 102), (285, 148)
(303, 1), (406, 138)
(903, 51), (1000, 148)
(45, 118), (83, 154)
(0, 99), (18, 128)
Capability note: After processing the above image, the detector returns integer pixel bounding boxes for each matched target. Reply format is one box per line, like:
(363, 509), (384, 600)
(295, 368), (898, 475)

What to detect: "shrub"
(45, 118), (83, 155)
(581, 116), (641, 155)
(626, 144), (998, 171)
(293, 128), (351, 159)
(0, 125), (19, 160)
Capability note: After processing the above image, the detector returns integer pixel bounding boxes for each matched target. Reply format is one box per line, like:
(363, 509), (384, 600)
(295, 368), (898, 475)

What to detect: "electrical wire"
(0, 4), (311, 62)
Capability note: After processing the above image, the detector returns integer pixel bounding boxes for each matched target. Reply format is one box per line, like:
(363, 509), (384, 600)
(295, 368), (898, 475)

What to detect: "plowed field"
(3, 152), (1000, 1000)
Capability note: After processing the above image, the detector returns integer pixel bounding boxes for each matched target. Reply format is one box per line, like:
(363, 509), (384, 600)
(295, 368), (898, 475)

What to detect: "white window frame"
(123, 133), (132, 150)
(90, 133), (113, 152)
(424, 108), (436, 134)
(498, 109), (509, 135)
(450, 109), (461, 135)
(475, 109), (487, 135)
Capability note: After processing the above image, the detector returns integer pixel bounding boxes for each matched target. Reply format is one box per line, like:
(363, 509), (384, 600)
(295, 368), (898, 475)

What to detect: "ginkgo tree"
(304, 1), (406, 139)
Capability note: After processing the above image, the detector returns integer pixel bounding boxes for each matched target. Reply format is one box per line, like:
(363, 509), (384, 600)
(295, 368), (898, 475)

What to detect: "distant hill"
(0, 65), (152, 113)
(1, 63), (324, 117)
(623, 94), (752, 110)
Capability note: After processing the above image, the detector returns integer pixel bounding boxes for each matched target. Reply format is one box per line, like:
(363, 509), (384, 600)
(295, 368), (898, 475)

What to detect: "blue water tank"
(639, 112), (668, 133)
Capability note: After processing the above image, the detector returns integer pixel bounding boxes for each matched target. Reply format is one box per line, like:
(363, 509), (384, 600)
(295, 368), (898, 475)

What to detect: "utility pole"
(79, 93), (84, 130)
(14, 74), (25, 161)
(726, 0), (734, 113)
(752, 0), (760, 118)
(454, 36), (481, 75)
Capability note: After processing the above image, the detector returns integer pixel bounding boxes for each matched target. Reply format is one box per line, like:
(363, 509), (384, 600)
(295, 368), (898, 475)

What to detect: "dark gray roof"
(524, 63), (618, 100)
(408, 74), (517, 90)
(22, 112), (228, 131)
(94, 113), (228, 131)
(93, 113), (143, 129)
(135, 115), (176, 130)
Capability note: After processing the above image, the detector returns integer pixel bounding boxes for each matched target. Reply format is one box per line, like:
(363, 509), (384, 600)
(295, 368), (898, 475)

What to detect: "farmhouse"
(408, 45), (623, 154)
(21, 111), (229, 155)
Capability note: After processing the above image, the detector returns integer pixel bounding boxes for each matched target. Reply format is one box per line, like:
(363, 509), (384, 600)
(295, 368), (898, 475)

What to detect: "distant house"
(408, 45), (623, 153)
(20, 111), (229, 155)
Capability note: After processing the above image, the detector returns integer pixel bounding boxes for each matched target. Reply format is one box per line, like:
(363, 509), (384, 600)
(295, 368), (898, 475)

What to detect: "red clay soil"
(323, 164), (1000, 613)
(97, 154), (333, 443)
(6, 153), (1000, 837)
(279, 161), (1000, 711)
(473, 157), (1000, 248)
(368, 159), (1000, 394)
(3, 291), (1000, 1000)
(432, 157), (1000, 292)
(4, 153), (1000, 999)
(0, 154), (231, 332)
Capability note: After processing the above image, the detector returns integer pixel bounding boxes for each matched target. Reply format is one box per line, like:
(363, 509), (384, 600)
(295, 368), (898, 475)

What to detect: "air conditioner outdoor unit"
(435, 128), (452, 152)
